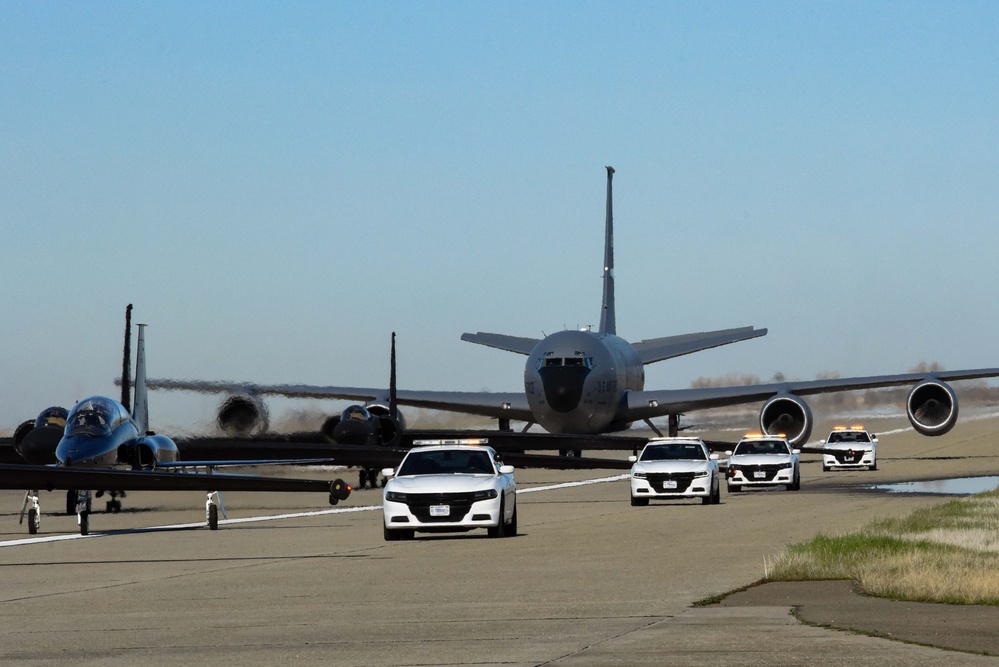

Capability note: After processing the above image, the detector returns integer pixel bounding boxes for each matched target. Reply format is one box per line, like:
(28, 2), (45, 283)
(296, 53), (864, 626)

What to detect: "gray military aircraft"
(145, 167), (999, 452)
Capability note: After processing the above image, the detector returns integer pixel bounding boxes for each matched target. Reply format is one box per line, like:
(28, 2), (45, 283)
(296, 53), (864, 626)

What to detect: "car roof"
(406, 444), (497, 454)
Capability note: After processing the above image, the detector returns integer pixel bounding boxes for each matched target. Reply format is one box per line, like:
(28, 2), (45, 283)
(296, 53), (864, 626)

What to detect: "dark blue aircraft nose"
(333, 418), (372, 445)
(539, 366), (591, 413)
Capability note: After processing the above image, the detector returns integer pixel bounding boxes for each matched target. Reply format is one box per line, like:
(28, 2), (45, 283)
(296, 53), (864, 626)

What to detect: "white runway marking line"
(0, 473), (629, 548)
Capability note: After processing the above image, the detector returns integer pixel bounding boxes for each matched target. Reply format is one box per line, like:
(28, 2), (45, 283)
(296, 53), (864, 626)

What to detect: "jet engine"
(906, 380), (958, 436)
(118, 434), (177, 470)
(759, 393), (813, 447)
(216, 393), (269, 435)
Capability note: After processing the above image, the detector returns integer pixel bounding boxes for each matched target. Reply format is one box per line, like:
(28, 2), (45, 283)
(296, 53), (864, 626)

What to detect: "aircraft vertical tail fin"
(132, 324), (149, 434)
(599, 166), (616, 335)
(121, 304), (133, 411)
(389, 331), (398, 419)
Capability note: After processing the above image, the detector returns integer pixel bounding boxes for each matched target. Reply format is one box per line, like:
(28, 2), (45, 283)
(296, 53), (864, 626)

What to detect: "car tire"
(870, 461), (878, 471)
(506, 503), (518, 537)
(489, 499), (508, 538)
(711, 479), (721, 504)
(727, 483), (741, 493)
(630, 495), (649, 507)
(788, 470), (801, 491)
(822, 463), (830, 472)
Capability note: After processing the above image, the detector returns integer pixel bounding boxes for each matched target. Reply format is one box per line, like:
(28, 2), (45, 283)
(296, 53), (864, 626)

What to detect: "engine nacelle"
(907, 380), (958, 436)
(119, 434), (179, 470)
(217, 393), (269, 436)
(759, 393), (813, 446)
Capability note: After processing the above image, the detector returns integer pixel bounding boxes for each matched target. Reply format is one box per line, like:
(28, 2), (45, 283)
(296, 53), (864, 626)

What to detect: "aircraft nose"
(333, 419), (371, 445)
(539, 366), (591, 413)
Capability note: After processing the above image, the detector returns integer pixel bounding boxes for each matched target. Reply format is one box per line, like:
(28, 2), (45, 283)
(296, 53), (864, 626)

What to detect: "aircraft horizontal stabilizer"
(460, 332), (541, 356)
(630, 326), (768, 365)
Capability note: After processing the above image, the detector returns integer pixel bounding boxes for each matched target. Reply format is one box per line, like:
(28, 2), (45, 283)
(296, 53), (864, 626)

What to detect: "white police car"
(821, 425), (878, 471)
(382, 443), (517, 540)
(725, 434), (800, 492)
(629, 437), (721, 506)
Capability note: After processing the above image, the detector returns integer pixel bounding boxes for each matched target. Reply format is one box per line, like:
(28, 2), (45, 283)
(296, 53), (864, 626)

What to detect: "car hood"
(729, 454), (794, 466)
(386, 474), (501, 494)
(823, 442), (874, 452)
(632, 460), (710, 474)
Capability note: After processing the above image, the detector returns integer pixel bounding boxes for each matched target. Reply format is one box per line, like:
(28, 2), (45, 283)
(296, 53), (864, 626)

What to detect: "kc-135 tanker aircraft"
(146, 167), (999, 454)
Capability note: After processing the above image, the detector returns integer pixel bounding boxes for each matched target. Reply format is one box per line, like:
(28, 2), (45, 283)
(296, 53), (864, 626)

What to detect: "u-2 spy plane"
(144, 167), (999, 456)
(1, 308), (351, 536)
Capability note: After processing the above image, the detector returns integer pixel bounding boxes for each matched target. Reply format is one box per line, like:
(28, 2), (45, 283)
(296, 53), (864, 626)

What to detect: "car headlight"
(632, 471), (647, 479)
(693, 470), (709, 478)
(470, 489), (499, 501)
(777, 462), (792, 470)
(385, 491), (408, 503)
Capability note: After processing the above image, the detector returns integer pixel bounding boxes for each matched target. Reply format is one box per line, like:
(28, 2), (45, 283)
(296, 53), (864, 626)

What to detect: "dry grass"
(767, 490), (999, 604)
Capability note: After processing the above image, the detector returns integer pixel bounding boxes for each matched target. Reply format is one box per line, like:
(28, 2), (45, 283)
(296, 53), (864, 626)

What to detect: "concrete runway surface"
(1, 412), (998, 666)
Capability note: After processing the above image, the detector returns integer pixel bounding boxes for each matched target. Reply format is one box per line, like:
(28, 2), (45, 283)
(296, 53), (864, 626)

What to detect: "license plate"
(753, 471), (767, 479)
(430, 505), (450, 517)
(663, 480), (677, 489)
(844, 456), (856, 462)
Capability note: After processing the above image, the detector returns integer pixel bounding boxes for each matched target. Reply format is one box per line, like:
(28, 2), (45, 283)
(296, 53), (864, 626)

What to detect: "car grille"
(739, 464), (785, 481)
(646, 472), (697, 493)
(404, 492), (479, 522)
(829, 450), (865, 464)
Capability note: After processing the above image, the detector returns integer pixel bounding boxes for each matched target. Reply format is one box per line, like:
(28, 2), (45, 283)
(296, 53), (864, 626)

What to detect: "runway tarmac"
(1, 412), (999, 666)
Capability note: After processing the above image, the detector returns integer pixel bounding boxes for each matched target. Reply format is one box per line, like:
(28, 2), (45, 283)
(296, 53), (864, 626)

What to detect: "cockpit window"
(65, 397), (119, 437)
(397, 449), (496, 476)
(341, 405), (371, 421)
(640, 442), (707, 461)
(544, 358), (563, 367)
(35, 406), (68, 429)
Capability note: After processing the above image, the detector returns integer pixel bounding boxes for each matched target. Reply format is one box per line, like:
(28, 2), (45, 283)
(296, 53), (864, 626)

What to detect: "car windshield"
(640, 442), (706, 461)
(733, 440), (790, 456)
(828, 431), (871, 444)
(397, 449), (496, 476)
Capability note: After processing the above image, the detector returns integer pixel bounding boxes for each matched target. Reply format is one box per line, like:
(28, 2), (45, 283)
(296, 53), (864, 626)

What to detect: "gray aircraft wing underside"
(460, 332), (541, 355)
(624, 368), (999, 421)
(145, 378), (534, 422)
(630, 326), (768, 365)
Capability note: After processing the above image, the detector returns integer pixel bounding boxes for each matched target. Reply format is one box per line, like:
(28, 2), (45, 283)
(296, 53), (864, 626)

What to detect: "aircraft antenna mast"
(599, 166), (616, 335)
(121, 304), (133, 412)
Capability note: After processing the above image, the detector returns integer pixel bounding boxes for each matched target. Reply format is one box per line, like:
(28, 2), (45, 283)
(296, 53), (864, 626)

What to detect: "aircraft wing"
(460, 332), (541, 355)
(630, 326), (768, 364)
(0, 463), (350, 497)
(623, 368), (999, 420)
(144, 378), (535, 422)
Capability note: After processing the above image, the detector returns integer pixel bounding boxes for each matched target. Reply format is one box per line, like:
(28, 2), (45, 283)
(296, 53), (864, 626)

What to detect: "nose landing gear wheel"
(27, 508), (39, 535)
(207, 503), (219, 530)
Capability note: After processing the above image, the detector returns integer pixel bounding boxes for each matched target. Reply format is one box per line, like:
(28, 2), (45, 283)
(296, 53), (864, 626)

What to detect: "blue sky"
(2, 2), (998, 431)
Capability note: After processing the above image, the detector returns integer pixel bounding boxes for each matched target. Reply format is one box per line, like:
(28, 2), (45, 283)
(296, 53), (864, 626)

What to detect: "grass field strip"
(0, 473), (629, 548)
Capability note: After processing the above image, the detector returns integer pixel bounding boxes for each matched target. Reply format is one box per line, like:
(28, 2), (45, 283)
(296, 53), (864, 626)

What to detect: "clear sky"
(2, 1), (998, 432)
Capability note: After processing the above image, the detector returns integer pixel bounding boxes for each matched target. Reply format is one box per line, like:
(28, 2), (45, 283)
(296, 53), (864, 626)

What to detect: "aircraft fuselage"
(524, 330), (644, 434)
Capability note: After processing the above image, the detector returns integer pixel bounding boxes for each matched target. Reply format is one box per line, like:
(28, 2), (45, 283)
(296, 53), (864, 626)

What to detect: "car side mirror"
(381, 468), (395, 478)
(724, 450), (733, 457)
(819, 439), (826, 445)
(628, 455), (637, 463)
(709, 453), (719, 460)
(498, 465), (514, 474)
(792, 449), (801, 455)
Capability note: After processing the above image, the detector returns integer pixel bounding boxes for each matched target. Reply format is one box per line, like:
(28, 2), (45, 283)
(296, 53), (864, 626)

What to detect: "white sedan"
(629, 437), (721, 506)
(725, 435), (801, 492)
(382, 444), (517, 540)
(821, 425), (878, 471)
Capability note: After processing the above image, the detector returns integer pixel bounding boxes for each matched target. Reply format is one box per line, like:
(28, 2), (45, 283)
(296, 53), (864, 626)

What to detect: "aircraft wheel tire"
(79, 511), (89, 536)
(208, 504), (219, 530)
(630, 495), (649, 507)
(66, 490), (76, 515)
(28, 508), (38, 535)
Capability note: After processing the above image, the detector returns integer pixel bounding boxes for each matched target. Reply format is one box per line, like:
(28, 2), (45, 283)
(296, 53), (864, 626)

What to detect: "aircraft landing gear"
(20, 491), (41, 534)
(358, 467), (381, 489)
(104, 490), (125, 513)
(66, 490), (77, 515)
(206, 491), (226, 530)
(76, 490), (92, 536)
